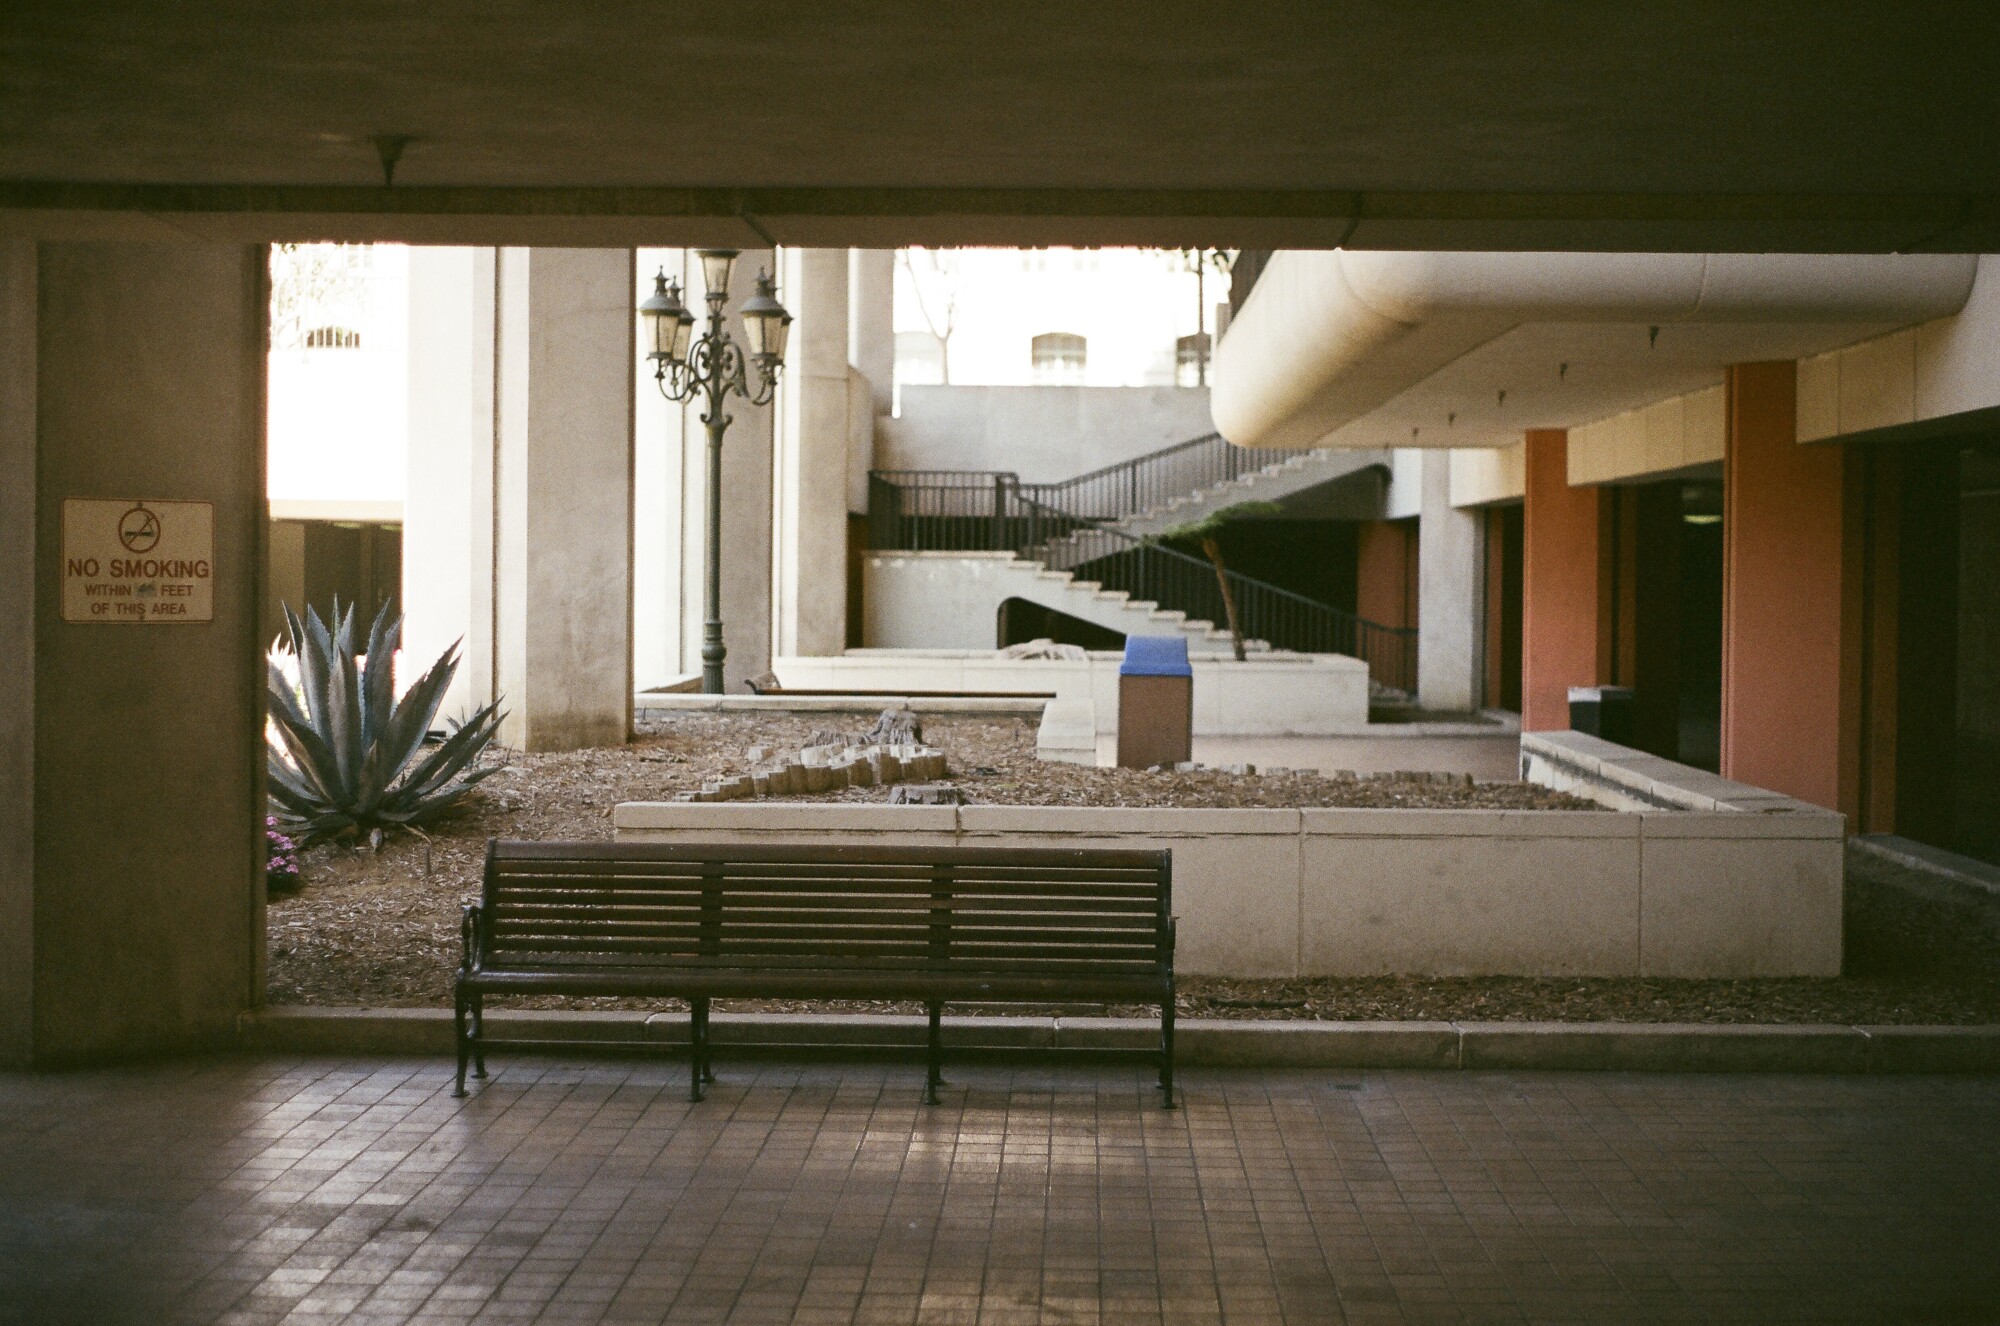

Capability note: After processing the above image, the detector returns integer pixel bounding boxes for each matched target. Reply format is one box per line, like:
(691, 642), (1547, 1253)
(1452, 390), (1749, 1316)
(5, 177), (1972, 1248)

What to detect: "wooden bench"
(455, 840), (1177, 1106)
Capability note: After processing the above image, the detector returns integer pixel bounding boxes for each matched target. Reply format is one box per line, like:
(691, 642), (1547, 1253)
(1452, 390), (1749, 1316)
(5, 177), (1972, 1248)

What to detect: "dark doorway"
(1676, 482), (1725, 771)
(995, 598), (1126, 651)
(1895, 441), (2000, 866)
(1483, 503), (1523, 711)
(1598, 478), (1723, 770)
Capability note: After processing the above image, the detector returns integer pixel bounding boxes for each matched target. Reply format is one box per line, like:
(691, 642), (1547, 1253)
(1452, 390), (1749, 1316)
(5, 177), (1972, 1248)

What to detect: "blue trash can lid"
(1120, 636), (1192, 677)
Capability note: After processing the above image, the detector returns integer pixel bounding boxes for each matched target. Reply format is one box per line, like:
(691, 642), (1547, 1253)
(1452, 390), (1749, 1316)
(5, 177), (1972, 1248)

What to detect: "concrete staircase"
(1101, 446), (1388, 540)
(862, 550), (1266, 655)
(865, 438), (1400, 660)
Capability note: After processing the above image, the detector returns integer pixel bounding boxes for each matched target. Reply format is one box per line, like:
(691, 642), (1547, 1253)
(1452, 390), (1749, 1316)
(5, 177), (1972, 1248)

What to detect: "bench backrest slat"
(479, 839), (1171, 976)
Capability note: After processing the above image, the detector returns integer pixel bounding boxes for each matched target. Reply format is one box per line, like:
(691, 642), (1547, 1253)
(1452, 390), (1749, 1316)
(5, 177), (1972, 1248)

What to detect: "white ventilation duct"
(1211, 251), (1980, 450)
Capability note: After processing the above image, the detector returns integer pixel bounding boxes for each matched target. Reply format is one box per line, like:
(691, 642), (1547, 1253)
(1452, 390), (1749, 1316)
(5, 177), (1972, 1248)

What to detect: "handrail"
(867, 472), (1416, 691)
(872, 430), (1297, 529)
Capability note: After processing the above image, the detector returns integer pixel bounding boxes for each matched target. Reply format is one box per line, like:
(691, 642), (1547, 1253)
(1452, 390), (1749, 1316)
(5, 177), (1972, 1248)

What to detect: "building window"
(303, 326), (362, 349)
(1031, 332), (1086, 385)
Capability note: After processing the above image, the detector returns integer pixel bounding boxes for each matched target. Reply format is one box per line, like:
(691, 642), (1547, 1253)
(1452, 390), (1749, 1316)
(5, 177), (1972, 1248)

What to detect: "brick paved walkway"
(2, 1057), (1996, 1324)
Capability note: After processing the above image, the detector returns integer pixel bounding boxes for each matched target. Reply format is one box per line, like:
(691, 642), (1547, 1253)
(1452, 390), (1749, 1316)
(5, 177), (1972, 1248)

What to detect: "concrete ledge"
(1175, 1019), (1461, 1069)
(1851, 833), (2000, 900)
(635, 694), (1047, 717)
(1862, 1024), (2000, 1074)
(239, 1009), (2000, 1073)
(1458, 1022), (1871, 1073)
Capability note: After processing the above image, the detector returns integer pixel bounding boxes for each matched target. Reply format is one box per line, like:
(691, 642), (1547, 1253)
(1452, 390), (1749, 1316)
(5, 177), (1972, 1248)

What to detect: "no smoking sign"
(61, 498), (215, 624)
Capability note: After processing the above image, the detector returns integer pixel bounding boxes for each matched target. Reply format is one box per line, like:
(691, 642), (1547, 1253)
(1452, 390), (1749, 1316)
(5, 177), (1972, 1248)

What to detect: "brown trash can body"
(1117, 673), (1193, 768)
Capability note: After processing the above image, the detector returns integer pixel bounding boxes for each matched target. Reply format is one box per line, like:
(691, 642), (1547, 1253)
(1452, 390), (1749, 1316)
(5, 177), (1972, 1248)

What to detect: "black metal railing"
(867, 463), (1417, 692)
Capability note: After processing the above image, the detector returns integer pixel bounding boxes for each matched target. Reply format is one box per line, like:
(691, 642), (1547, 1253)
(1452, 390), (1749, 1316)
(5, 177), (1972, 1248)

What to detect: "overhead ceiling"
(3, 2), (1997, 249)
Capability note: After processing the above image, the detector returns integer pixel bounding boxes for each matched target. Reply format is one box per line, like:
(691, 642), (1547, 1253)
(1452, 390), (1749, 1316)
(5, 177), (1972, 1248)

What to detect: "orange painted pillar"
(1520, 429), (1606, 732)
(1720, 361), (1847, 809)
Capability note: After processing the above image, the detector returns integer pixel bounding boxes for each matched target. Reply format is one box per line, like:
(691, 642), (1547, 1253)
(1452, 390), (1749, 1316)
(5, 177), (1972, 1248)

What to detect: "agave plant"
(267, 598), (504, 846)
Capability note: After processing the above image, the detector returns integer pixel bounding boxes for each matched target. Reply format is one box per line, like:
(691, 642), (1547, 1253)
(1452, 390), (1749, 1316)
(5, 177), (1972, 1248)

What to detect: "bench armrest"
(460, 903), (485, 975)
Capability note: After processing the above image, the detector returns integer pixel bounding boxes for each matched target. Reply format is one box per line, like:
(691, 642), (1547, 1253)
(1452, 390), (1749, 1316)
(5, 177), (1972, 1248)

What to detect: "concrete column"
(1721, 360), (1847, 809)
(632, 250), (686, 690)
(1521, 429), (1607, 732)
(848, 249), (895, 418)
(493, 247), (635, 750)
(3, 242), (267, 1065)
(403, 247), (497, 723)
(775, 248), (854, 658)
(1, 239), (37, 1068)
(1416, 449), (1482, 712)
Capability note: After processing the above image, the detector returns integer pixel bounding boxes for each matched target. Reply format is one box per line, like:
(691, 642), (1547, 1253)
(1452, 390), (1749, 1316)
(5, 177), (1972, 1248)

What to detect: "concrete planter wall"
(773, 649), (1370, 736)
(613, 792), (1844, 979)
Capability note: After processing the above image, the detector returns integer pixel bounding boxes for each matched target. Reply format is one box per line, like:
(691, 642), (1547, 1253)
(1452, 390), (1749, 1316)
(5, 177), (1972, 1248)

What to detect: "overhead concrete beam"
(3, 185), (1998, 253)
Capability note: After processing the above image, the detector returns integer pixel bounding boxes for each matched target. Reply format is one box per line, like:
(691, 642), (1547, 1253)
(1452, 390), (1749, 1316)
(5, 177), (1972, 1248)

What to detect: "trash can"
(1568, 685), (1635, 747)
(1117, 636), (1193, 769)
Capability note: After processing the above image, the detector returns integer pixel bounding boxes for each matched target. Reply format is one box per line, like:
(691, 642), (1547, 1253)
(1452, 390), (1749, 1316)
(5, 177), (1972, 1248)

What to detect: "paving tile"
(1, 1057), (1997, 1323)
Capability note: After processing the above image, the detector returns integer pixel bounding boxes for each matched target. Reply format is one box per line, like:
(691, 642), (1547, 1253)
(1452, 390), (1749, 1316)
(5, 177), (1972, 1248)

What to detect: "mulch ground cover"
(266, 712), (2000, 1024)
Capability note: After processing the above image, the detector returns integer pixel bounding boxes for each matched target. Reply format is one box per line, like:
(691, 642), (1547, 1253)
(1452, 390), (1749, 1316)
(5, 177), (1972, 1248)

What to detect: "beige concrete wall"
(23, 242), (268, 1062)
(774, 649), (1370, 736)
(493, 247), (634, 750)
(1567, 385), (1725, 485)
(1520, 729), (1843, 976)
(0, 239), (36, 1066)
(1797, 253), (2000, 441)
(876, 385), (1214, 482)
(614, 785), (1841, 977)
(864, 552), (1248, 656)
(1448, 443), (1524, 508)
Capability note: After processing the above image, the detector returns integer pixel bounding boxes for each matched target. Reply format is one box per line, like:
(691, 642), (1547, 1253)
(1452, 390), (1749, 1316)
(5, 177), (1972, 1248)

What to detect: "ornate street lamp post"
(639, 249), (792, 694)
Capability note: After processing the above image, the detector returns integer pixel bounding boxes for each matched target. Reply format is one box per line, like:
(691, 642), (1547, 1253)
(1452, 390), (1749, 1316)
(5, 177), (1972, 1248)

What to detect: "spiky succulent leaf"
(266, 604), (505, 847)
(359, 597), (403, 750)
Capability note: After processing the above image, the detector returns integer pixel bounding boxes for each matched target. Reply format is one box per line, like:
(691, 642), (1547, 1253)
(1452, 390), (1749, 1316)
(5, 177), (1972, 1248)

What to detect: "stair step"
(1068, 580), (1101, 593)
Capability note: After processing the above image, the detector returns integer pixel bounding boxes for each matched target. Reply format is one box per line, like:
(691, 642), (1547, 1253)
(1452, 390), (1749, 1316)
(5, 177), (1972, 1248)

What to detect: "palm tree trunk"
(1200, 536), (1247, 662)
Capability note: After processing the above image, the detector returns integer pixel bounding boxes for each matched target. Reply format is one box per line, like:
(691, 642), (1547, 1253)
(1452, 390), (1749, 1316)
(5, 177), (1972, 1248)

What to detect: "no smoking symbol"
(118, 504), (160, 553)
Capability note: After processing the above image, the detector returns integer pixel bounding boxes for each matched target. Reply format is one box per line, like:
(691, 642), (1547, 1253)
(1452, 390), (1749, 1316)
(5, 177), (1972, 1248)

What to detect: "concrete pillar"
(2, 241), (267, 1066)
(403, 247), (498, 723)
(493, 247), (635, 750)
(1721, 360), (1847, 809)
(775, 249), (855, 659)
(632, 250), (685, 690)
(848, 249), (895, 419)
(1521, 429), (1607, 732)
(1, 239), (37, 1068)
(1417, 450), (1482, 712)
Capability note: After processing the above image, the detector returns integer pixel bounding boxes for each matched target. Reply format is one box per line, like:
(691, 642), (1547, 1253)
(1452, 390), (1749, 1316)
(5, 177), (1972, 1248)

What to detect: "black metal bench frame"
(454, 839), (1176, 1106)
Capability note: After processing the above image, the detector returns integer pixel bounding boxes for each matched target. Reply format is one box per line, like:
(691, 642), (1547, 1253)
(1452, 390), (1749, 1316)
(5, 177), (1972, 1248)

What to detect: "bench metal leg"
(1159, 996), (1176, 1110)
(925, 1002), (944, 1105)
(688, 998), (708, 1103)
(470, 994), (487, 1079)
(453, 991), (470, 1098)
(697, 1000), (716, 1084)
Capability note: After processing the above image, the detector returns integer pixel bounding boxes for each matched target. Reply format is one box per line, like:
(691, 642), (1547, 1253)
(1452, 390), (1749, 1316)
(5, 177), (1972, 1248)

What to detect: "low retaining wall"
(774, 649), (1370, 736)
(612, 797), (1842, 978)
